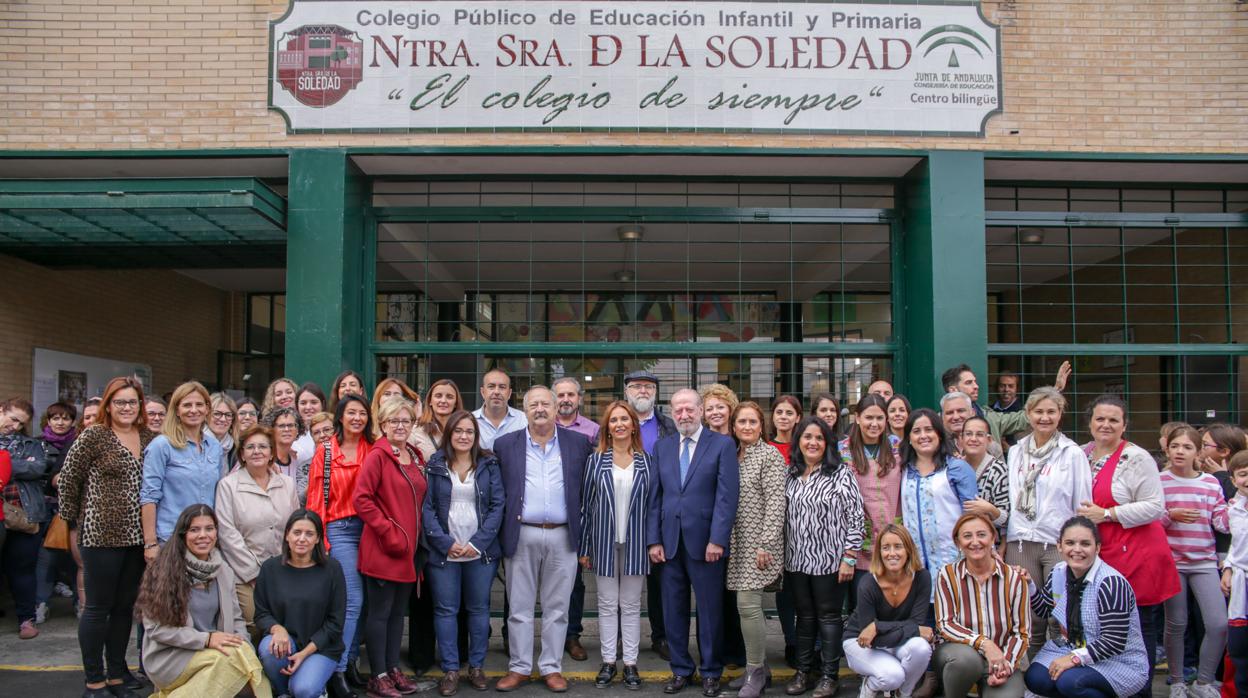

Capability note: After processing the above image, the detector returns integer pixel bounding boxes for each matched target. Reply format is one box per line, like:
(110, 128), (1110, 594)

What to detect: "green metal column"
(285, 149), (367, 389)
(899, 151), (987, 405)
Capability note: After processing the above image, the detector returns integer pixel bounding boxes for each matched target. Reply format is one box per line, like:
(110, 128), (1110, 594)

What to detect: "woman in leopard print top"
(57, 376), (157, 695)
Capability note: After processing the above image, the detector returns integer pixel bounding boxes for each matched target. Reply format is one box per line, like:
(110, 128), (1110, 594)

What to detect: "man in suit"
(494, 386), (593, 694)
(647, 388), (740, 697)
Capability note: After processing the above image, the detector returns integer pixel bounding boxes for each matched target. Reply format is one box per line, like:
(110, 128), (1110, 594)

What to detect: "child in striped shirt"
(1161, 425), (1229, 698)
(1222, 450), (1248, 695)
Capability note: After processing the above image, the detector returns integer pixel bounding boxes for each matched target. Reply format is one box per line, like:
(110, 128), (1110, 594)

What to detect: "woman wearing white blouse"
(579, 400), (653, 690)
(215, 425), (300, 640)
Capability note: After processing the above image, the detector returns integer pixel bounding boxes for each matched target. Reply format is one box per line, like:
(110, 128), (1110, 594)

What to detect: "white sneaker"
(857, 680), (876, 698)
(1170, 683), (1189, 698)
(1189, 683), (1221, 698)
(54, 582), (74, 598)
(34, 602), (48, 624)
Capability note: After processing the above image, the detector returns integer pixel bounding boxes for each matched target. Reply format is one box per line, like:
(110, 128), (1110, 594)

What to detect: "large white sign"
(269, 1), (1002, 135)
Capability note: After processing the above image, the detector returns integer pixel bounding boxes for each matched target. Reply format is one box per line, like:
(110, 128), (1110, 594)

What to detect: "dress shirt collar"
(526, 426), (559, 451)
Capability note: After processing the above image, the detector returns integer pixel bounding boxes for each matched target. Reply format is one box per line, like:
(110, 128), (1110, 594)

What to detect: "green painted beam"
(899, 152), (988, 405)
(369, 342), (898, 357)
(375, 206), (892, 223)
(988, 343), (1248, 356)
(285, 150), (367, 389)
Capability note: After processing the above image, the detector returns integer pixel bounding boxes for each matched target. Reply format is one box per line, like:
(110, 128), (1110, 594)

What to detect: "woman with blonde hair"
(700, 383), (739, 437)
(261, 378), (299, 416)
(141, 381), (224, 563)
(727, 401), (787, 698)
(137, 504), (270, 698)
(372, 378), (436, 461)
(843, 524), (933, 698)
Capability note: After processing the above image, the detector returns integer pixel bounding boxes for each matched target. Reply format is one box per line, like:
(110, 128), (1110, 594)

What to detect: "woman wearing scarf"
(36, 401), (80, 623)
(1005, 387), (1092, 659)
(1020, 516), (1150, 698)
(136, 503), (270, 698)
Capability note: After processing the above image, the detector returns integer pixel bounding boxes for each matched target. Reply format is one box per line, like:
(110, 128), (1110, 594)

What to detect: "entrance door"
(367, 179), (899, 415)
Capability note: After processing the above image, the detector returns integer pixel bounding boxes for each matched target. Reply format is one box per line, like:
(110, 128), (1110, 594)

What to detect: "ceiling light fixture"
(617, 224), (644, 241)
(614, 269), (635, 283)
(1018, 228), (1046, 245)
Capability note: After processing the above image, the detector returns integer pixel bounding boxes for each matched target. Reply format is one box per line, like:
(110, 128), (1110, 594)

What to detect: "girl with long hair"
(136, 504), (269, 697)
(768, 395), (803, 463)
(420, 379), (464, 447)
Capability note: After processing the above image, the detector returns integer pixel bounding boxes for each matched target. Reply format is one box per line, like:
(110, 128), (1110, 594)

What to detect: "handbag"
(3, 501), (39, 535)
(43, 513), (70, 550)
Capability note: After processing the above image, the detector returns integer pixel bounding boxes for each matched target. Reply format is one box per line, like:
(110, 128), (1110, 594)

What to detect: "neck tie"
(680, 436), (692, 484)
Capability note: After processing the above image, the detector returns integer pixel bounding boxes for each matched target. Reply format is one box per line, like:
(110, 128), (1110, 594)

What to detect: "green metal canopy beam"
(0, 178), (287, 267)
(370, 341), (899, 357)
(285, 150), (367, 389)
(900, 152), (988, 405)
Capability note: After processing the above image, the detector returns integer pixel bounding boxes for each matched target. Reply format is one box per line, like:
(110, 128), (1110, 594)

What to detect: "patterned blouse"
(57, 424), (157, 548)
(727, 440), (788, 590)
(784, 462), (864, 576)
(935, 558), (1031, 668)
(971, 453), (1011, 534)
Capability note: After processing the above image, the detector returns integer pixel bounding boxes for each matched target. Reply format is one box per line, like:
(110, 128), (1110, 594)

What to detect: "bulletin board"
(31, 348), (153, 417)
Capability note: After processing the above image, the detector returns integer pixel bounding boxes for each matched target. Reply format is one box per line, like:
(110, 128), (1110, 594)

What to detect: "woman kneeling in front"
(254, 509), (347, 698)
(1021, 516), (1150, 698)
(843, 524), (933, 698)
(137, 504), (270, 697)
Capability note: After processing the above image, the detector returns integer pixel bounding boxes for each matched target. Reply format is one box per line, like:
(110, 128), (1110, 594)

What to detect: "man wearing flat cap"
(621, 369), (679, 661)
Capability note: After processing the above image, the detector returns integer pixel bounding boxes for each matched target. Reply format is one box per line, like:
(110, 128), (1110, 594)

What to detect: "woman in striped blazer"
(578, 400), (653, 690)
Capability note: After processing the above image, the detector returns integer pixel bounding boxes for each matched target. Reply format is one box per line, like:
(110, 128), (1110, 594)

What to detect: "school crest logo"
(274, 25), (364, 107)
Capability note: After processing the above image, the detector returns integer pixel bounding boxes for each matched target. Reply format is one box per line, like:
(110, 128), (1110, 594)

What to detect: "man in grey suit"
(493, 386), (593, 694)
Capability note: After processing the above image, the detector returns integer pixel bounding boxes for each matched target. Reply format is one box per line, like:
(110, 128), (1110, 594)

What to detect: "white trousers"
(504, 525), (578, 675)
(841, 636), (932, 694)
(594, 544), (645, 664)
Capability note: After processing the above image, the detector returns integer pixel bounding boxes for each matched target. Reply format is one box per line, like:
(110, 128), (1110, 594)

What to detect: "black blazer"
(495, 426), (593, 558)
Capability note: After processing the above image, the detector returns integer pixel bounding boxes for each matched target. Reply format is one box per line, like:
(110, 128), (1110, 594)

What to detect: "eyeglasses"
(211, 411), (235, 421)
(386, 418), (414, 428)
(452, 428), (476, 437)
(242, 443), (269, 452)
(625, 383), (656, 393)
(111, 399), (140, 408)
(145, 409), (165, 417)
(275, 423), (299, 431)
(237, 410), (258, 418)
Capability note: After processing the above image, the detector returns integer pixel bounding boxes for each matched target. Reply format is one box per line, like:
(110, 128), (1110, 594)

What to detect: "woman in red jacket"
(355, 397), (427, 698)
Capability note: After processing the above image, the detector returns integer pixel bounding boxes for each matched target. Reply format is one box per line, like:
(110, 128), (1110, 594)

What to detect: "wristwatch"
(1070, 653), (1083, 666)
(1103, 507), (1115, 522)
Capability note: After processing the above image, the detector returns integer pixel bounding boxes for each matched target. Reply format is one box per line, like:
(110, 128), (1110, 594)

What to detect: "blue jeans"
(326, 516), (364, 671)
(36, 546), (77, 606)
(428, 558), (499, 671)
(259, 635), (338, 698)
(1024, 662), (1117, 698)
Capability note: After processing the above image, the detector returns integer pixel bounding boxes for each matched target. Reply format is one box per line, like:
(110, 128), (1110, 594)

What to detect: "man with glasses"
(493, 387), (593, 693)
(473, 367), (526, 450)
(622, 370), (678, 660)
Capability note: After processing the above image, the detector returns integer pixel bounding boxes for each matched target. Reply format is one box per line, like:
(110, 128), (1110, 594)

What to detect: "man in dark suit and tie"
(494, 386), (593, 694)
(647, 388), (740, 697)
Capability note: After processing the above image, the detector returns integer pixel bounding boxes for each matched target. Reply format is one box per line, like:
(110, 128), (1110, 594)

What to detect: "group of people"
(2, 360), (1248, 698)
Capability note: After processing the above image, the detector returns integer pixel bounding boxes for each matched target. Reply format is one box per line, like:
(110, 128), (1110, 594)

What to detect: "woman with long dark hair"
(885, 395), (910, 442)
(838, 394), (902, 598)
(354, 397), (427, 698)
(328, 370), (366, 411)
(136, 504), (269, 697)
(899, 409), (978, 591)
(291, 383), (326, 466)
(59, 376), (154, 697)
(425, 410), (505, 695)
(782, 416), (864, 698)
(255, 510), (346, 698)
(768, 395), (803, 463)
(306, 394), (375, 695)
(811, 393), (839, 435)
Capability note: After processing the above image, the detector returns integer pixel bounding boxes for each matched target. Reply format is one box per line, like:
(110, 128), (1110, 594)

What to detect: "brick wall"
(1, 0), (1244, 152)
(0, 253), (244, 403)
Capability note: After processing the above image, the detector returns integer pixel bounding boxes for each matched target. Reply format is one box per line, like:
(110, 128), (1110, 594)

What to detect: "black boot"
(817, 615), (844, 681)
(784, 621), (818, 695)
(345, 659), (368, 687)
(328, 671), (355, 698)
